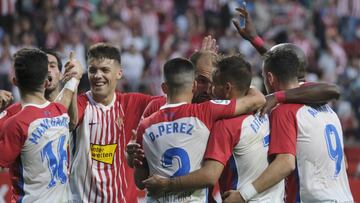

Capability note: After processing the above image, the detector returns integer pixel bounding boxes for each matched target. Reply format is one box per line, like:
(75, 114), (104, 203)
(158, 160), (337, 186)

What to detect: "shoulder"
(213, 114), (250, 132)
(271, 103), (304, 116)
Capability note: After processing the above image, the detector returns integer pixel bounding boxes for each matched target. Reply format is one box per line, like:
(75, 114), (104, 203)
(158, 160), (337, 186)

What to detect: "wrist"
(250, 36), (265, 49)
(274, 90), (286, 103)
(64, 78), (79, 92)
(239, 183), (258, 201)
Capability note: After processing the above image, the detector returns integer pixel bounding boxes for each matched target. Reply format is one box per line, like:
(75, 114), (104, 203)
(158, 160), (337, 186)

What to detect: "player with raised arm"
(142, 55), (284, 202)
(0, 48), (80, 202)
(0, 49), (80, 129)
(133, 58), (266, 203)
(68, 43), (158, 203)
(222, 45), (353, 203)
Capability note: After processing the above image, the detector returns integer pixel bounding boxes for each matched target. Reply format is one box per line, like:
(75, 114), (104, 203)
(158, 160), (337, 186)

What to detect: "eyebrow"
(49, 61), (58, 65)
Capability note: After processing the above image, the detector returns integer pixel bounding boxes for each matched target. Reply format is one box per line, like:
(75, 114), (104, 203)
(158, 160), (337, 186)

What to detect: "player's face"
(88, 58), (122, 102)
(192, 75), (213, 103)
(46, 54), (61, 92)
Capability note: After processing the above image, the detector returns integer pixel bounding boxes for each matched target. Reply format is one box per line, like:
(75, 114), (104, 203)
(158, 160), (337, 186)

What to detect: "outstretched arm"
(234, 87), (266, 116)
(233, 7), (269, 55)
(143, 160), (224, 194)
(260, 82), (340, 115)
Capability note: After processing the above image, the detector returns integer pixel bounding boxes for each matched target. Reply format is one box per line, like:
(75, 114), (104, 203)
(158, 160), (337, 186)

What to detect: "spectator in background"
(122, 43), (145, 92)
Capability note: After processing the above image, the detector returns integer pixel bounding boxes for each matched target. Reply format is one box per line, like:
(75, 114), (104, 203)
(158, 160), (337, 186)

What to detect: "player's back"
(280, 104), (353, 202)
(137, 100), (235, 203)
(0, 102), (70, 203)
(211, 114), (284, 202)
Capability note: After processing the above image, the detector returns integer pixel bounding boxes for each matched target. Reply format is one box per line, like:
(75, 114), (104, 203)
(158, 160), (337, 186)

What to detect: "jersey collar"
(160, 102), (188, 110)
(22, 101), (51, 109)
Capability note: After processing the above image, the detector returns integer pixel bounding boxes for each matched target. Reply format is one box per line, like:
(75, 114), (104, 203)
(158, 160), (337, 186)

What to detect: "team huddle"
(0, 7), (355, 203)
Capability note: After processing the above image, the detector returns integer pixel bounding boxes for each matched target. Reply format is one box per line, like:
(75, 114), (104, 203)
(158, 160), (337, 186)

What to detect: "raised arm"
(143, 160), (224, 194)
(234, 87), (266, 116)
(260, 82), (340, 115)
(232, 7), (269, 55)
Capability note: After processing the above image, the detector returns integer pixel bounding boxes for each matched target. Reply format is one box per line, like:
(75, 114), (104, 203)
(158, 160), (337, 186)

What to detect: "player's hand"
(232, 7), (258, 41)
(222, 190), (245, 203)
(258, 94), (279, 116)
(143, 175), (169, 196)
(63, 51), (83, 82)
(0, 90), (13, 111)
(200, 35), (219, 53)
(126, 130), (145, 168)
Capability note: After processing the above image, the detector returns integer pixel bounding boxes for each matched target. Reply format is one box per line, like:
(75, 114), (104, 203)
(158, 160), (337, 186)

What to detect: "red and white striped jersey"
(269, 104), (353, 203)
(137, 100), (236, 203)
(69, 91), (154, 203)
(205, 114), (284, 202)
(0, 101), (70, 203)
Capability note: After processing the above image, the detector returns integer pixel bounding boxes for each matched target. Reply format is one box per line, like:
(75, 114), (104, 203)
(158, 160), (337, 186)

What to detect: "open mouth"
(48, 75), (53, 82)
(94, 82), (106, 87)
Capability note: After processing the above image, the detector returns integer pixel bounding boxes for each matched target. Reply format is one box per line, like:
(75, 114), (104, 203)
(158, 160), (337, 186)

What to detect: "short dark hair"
(163, 58), (195, 94)
(87, 43), (121, 64)
(269, 43), (307, 81)
(42, 48), (63, 72)
(216, 55), (252, 93)
(13, 48), (48, 92)
(263, 48), (299, 83)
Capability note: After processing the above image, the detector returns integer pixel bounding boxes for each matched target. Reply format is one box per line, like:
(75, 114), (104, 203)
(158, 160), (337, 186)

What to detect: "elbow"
(276, 154), (296, 176)
(329, 84), (340, 100)
(256, 94), (266, 109)
(203, 171), (218, 187)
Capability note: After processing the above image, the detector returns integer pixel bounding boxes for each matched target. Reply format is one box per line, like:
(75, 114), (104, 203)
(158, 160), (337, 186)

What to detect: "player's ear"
(267, 72), (275, 86)
(192, 80), (198, 94)
(225, 82), (232, 98)
(161, 82), (168, 94)
(12, 77), (18, 87)
(116, 67), (123, 80)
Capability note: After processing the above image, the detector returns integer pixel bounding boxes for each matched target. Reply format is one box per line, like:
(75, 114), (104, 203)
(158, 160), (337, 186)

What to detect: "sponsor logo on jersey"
(91, 143), (117, 164)
(0, 110), (7, 119)
(210, 100), (231, 105)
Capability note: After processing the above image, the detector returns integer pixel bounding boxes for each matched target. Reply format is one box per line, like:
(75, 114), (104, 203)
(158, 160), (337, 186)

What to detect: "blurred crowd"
(0, 0), (359, 142)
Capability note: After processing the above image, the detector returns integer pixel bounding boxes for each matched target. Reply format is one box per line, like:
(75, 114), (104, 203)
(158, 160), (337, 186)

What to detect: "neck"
(229, 89), (246, 100)
(20, 90), (47, 106)
(45, 86), (61, 102)
(166, 93), (192, 104)
(93, 93), (115, 106)
(277, 80), (300, 91)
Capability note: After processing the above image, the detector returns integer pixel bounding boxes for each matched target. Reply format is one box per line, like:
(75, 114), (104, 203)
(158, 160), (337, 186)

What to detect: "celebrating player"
(0, 48), (80, 202)
(223, 45), (354, 203)
(68, 43), (158, 203)
(142, 55), (284, 202)
(133, 57), (265, 202)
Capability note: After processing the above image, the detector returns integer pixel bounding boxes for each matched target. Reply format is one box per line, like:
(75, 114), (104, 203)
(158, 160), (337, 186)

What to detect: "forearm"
(249, 36), (269, 56)
(235, 87), (266, 115)
(134, 165), (149, 190)
(284, 83), (340, 104)
(252, 154), (295, 194)
(169, 167), (218, 192)
(68, 90), (78, 130)
(55, 78), (80, 109)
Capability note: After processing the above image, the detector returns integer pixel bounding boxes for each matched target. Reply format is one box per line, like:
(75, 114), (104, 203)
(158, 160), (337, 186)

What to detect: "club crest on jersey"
(91, 144), (117, 164)
(210, 100), (231, 105)
(0, 110), (7, 119)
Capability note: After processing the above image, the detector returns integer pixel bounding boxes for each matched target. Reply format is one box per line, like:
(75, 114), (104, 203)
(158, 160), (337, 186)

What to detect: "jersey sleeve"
(204, 119), (240, 166)
(77, 94), (88, 124)
(0, 103), (21, 129)
(201, 99), (236, 124)
(268, 105), (299, 156)
(0, 119), (26, 167)
(142, 96), (166, 119)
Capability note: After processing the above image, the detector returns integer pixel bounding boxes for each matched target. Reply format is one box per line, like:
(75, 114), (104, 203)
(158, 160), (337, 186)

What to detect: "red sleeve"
(135, 123), (146, 148)
(201, 99), (236, 125)
(142, 96), (166, 119)
(0, 103), (21, 129)
(204, 119), (240, 166)
(268, 104), (301, 156)
(77, 94), (88, 124)
(0, 119), (26, 167)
